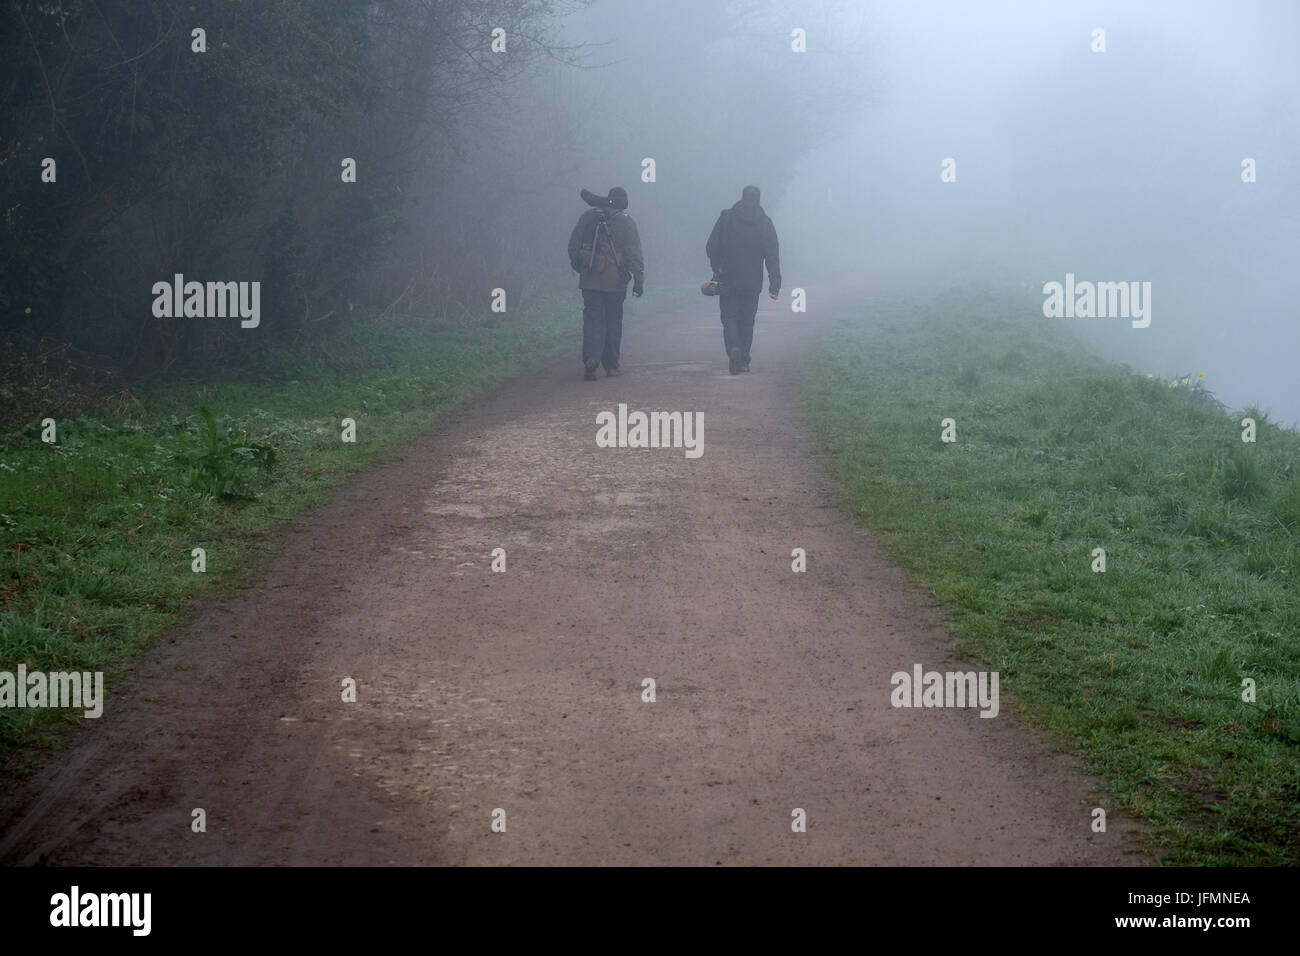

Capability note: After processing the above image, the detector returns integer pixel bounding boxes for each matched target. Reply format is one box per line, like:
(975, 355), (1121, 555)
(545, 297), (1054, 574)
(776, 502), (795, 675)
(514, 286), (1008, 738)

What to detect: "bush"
(172, 407), (276, 500)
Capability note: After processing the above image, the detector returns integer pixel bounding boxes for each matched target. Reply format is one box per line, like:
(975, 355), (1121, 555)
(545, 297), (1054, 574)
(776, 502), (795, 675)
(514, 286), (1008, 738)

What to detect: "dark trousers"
(582, 289), (626, 370)
(719, 290), (760, 364)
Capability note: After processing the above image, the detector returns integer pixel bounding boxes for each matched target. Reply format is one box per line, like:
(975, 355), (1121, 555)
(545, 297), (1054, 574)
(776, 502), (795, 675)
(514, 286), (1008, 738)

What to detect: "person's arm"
(568, 212), (590, 272)
(764, 218), (782, 297)
(705, 212), (725, 276)
(624, 217), (645, 296)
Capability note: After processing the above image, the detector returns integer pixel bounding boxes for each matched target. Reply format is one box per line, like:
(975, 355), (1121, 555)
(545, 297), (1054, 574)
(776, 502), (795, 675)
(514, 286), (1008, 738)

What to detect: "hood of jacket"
(730, 199), (766, 223)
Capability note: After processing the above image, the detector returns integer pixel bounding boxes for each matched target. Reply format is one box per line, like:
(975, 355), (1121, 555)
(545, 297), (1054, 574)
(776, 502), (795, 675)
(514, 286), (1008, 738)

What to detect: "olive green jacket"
(568, 208), (644, 292)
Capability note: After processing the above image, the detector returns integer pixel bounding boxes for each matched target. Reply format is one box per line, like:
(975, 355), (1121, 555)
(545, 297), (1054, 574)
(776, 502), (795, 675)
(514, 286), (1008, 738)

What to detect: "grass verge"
(803, 285), (1300, 865)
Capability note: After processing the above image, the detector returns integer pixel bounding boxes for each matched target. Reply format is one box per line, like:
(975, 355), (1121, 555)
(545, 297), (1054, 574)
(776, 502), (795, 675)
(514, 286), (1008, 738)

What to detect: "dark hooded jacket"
(706, 200), (781, 296)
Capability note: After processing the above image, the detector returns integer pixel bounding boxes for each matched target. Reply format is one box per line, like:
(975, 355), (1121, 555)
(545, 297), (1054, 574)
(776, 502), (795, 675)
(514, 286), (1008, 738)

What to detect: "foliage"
(172, 407), (276, 500)
(1, 0), (586, 373)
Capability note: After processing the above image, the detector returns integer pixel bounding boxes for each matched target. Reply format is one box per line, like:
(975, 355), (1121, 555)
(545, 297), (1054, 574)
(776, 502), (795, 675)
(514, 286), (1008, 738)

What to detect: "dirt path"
(0, 292), (1144, 865)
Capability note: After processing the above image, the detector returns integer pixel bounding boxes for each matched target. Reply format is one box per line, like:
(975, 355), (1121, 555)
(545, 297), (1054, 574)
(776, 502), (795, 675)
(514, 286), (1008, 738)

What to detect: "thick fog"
(557, 0), (1300, 424)
(6, 0), (1295, 422)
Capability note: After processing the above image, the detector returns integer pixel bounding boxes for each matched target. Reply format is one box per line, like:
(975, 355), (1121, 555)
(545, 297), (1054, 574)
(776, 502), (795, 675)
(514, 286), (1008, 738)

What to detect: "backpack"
(583, 210), (624, 277)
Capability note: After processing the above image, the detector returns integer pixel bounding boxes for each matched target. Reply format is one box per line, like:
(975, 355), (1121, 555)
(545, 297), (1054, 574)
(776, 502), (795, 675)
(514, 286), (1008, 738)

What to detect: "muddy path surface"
(1, 292), (1144, 865)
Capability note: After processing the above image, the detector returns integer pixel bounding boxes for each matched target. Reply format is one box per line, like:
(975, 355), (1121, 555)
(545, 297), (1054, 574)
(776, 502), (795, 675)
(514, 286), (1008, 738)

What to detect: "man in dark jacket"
(705, 185), (781, 374)
(567, 187), (644, 381)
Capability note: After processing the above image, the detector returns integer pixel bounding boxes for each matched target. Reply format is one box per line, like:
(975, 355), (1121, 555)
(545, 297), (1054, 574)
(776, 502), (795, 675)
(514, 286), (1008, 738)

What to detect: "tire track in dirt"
(0, 292), (1145, 865)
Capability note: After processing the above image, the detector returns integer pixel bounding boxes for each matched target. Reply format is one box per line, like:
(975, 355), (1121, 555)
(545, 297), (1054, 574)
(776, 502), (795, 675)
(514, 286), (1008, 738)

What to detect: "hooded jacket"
(568, 207), (644, 293)
(706, 200), (781, 296)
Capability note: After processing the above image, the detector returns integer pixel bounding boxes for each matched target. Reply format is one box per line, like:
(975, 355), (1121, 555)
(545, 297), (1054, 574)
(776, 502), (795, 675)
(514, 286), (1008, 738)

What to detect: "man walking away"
(568, 187), (644, 381)
(705, 185), (781, 374)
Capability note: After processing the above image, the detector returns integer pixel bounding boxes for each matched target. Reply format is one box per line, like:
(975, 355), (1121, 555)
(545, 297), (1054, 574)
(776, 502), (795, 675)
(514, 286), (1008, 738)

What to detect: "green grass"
(803, 285), (1300, 865)
(0, 294), (609, 772)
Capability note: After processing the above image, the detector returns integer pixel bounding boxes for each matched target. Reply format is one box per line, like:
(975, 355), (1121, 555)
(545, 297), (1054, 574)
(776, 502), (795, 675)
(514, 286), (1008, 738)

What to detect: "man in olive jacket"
(568, 187), (644, 380)
(705, 184), (781, 374)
